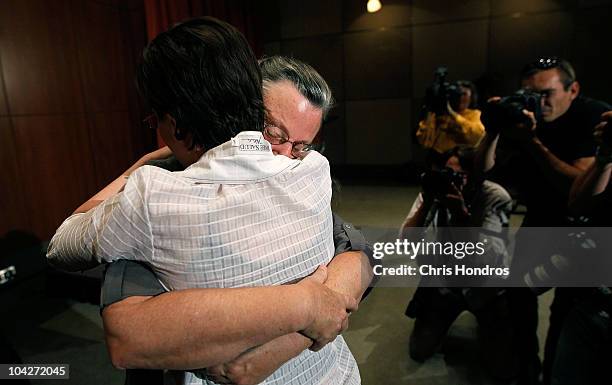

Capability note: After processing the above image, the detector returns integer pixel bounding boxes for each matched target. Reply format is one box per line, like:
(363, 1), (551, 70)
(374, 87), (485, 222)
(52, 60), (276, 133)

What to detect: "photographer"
(477, 57), (611, 385)
(417, 71), (485, 155)
(400, 147), (517, 381)
(479, 57), (609, 226)
(548, 111), (612, 385)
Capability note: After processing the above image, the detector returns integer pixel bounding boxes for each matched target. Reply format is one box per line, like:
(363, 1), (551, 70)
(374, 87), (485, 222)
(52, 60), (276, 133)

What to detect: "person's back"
(137, 132), (334, 290)
(106, 134), (354, 385)
(46, 17), (360, 385)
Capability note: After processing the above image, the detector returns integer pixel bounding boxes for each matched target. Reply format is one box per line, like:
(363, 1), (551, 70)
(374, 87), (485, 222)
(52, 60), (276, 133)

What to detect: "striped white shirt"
(47, 131), (360, 385)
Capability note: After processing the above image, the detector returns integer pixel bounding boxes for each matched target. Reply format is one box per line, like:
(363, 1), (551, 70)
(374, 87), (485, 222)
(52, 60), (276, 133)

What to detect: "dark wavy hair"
(137, 17), (264, 149)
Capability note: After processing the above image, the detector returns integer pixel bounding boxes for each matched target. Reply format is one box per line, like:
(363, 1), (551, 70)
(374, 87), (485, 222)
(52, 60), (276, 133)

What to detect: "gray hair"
(259, 56), (334, 119)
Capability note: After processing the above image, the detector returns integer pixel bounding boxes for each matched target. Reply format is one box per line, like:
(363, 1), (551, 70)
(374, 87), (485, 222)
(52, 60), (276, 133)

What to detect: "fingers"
(340, 316), (350, 334)
(521, 109), (537, 127)
(595, 118), (611, 145)
(594, 122), (605, 142)
(303, 289), (354, 350)
(344, 294), (358, 313)
(204, 367), (233, 384)
(310, 303), (353, 351)
(208, 376), (232, 384)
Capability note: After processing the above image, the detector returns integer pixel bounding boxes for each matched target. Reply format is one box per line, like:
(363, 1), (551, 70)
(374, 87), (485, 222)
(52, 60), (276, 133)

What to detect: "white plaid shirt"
(47, 131), (360, 385)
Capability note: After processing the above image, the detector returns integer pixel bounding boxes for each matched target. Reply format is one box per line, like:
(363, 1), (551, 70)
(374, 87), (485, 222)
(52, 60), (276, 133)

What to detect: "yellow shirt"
(416, 108), (485, 153)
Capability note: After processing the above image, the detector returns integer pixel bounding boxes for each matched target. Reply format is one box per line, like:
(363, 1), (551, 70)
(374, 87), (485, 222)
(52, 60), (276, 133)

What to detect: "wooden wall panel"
(72, 0), (129, 112)
(344, 28), (412, 100)
(12, 115), (97, 239)
(0, 118), (29, 235)
(0, 73), (7, 116)
(120, 8), (152, 157)
(280, 0), (342, 39)
(345, 99), (412, 165)
(0, 0), (84, 115)
(88, 111), (136, 188)
(0, 0), (148, 241)
(344, 0), (412, 31)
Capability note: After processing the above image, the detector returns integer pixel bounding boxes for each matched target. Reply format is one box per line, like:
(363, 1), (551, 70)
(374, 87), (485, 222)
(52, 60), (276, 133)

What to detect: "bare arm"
(475, 97), (504, 175)
(569, 113), (612, 214)
(477, 107), (592, 193)
(475, 132), (500, 174)
(568, 161), (612, 215)
(523, 137), (594, 194)
(102, 266), (357, 370)
(325, 250), (372, 301)
(400, 193), (434, 235)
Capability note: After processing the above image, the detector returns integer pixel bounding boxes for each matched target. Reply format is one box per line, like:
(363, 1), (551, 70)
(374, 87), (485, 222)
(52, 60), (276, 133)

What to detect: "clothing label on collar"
(231, 133), (271, 155)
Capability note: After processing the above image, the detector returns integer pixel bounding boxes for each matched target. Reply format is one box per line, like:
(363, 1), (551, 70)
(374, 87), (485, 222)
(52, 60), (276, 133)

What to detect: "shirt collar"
(181, 131), (301, 184)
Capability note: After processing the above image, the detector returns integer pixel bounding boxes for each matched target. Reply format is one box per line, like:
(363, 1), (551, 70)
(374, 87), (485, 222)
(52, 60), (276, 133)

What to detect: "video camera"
(424, 67), (464, 115)
(481, 89), (542, 131)
(421, 168), (466, 197)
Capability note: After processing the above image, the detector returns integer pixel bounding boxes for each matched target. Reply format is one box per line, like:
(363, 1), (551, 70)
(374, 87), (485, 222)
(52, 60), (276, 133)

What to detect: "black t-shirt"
(537, 96), (608, 162)
(493, 96), (611, 226)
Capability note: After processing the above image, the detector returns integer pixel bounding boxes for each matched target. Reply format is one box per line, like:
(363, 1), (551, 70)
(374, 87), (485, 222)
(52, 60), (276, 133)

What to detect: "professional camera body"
(424, 67), (464, 115)
(421, 168), (466, 197)
(481, 89), (542, 131)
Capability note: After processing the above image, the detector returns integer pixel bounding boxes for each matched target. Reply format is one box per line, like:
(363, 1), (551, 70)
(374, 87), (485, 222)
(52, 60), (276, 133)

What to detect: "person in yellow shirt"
(417, 80), (485, 154)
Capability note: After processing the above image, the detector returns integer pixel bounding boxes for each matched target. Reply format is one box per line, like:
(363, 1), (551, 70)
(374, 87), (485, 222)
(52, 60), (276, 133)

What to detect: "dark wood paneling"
(0, 0), (84, 115)
(412, 20), (489, 98)
(572, 7), (612, 102)
(488, 12), (574, 94)
(343, 0), (412, 31)
(72, 0), (130, 112)
(345, 98), (412, 164)
(12, 115), (96, 239)
(0, 118), (30, 235)
(281, 35), (344, 100)
(257, 0), (281, 42)
(321, 103), (346, 165)
(88, 111), (137, 188)
(411, 0), (490, 23)
(280, 0), (342, 39)
(120, 8), (152, 156)
(0, 0), (149, 241)
(0, 72), (8, 116)
(344, 28), (412, 100)
(491, 0), (575, 16)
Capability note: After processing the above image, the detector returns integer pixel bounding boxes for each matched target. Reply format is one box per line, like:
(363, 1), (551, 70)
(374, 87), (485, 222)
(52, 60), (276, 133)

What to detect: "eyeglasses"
(263, 123), (318, 158)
